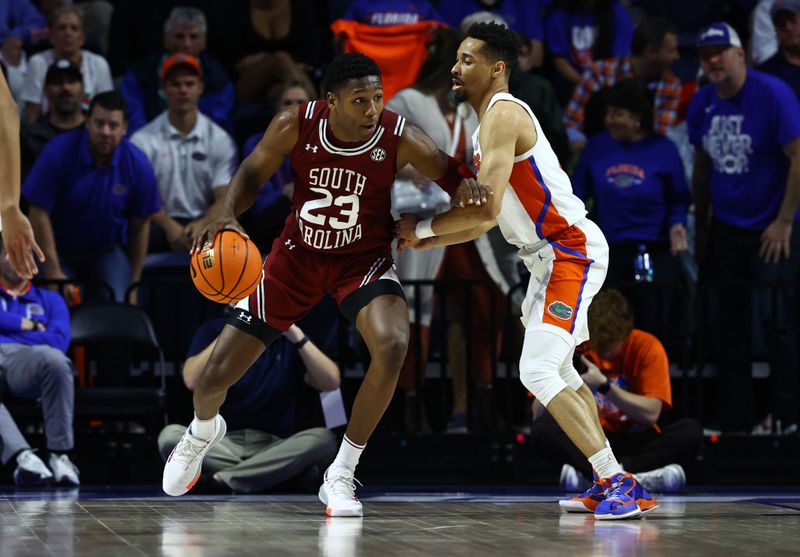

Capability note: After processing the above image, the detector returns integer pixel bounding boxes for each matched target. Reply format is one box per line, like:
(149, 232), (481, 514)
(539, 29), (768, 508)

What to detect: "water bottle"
(634, 244), (654, 283)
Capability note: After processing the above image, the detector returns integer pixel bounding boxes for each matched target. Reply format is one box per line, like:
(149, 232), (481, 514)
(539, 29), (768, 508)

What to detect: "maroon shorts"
(236, 237), (404, 331)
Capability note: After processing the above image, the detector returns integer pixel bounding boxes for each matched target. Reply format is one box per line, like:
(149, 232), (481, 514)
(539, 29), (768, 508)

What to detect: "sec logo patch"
(370, 147), (386, 162)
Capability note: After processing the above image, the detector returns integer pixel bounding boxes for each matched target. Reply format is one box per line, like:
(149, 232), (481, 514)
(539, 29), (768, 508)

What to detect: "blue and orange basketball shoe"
(594, 472), (658, 520)
(559, 474), (612, 513)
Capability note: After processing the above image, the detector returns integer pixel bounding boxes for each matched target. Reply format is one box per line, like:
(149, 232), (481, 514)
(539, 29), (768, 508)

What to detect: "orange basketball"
(190, 230), (262, 303)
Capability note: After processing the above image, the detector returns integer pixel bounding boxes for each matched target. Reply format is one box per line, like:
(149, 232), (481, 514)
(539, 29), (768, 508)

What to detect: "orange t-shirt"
(583, 329), (672, 433)
(330, 19), (439, 102)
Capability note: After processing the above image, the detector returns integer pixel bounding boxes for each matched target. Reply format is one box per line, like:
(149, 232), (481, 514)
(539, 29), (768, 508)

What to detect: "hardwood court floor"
(1, 487), (799, 556)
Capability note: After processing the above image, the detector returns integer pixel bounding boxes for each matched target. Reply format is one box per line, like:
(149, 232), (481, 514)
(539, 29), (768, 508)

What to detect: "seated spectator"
(22, 6), (113, 123)
(572, 79), (691, 345)
(531, 289), (703, 494)
(239, 79), (313, 253)
(758, 0), (800, 99)
(0, 237), (79, 487)
(121, 6), (234, 135)
(1, 0), (48, 109)
(131, 53), (237, 255)
(20, 59), (85, 176)
(564, 17), (681, 144)
(546, 0), (633, 89)
(23, 92), (160, 303)
(0, 0), (47, 49)
(157, 310), (339, 493)
(0, 0), (48, 102)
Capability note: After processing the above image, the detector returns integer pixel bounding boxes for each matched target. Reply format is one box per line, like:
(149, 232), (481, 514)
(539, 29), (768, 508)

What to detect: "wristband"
(294, 336), (310, 350)
(415, 218), (435, 239)
(597, 379), (612, 395)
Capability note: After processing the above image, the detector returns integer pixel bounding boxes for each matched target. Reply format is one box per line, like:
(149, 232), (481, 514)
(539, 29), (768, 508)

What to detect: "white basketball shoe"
(162, 415), (226, 496)
(318, 466), (363, 517)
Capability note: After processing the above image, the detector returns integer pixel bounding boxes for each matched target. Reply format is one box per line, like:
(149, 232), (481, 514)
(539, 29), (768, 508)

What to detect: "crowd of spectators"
(1, 0), (800, 490)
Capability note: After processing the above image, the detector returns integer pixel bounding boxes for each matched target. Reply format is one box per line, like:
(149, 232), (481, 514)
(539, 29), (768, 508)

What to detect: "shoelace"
(604, 476), (632, 502)
(328, 474), (363, 500)
(583, 477), (611, 495)
(172, 435), (206, 466)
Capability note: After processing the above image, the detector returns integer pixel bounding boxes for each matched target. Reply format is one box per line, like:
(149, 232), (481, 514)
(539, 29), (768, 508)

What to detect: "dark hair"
(465, 21), (520, 70)
(48, 5), (83, 29)
(587, 288), (634, 354)
(322, 53), (382, 94)
(0, 60), (7, 81)
(414, 27), (464, 94)
(605, 78), (654, 133)
(631, 17), (678, 56)
(88, 91), (128, 121)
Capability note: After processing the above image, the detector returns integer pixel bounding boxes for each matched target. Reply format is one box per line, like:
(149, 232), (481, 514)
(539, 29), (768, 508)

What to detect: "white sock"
(588, 447), (623, 480)
(330, 435), (365, 475)
(191, 414), (217, 441)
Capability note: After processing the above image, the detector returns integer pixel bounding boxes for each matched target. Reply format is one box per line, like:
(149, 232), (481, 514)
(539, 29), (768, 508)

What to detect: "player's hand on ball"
(191, 211), (248, 253)
(396, 213), (421, 241)
(452, 178), (492, 208)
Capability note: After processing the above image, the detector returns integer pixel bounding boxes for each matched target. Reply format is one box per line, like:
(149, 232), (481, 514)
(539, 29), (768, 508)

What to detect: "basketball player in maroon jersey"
(163, 53), (487, 515)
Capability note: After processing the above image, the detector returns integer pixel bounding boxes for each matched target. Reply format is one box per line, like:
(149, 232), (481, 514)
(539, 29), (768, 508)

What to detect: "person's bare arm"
(24, 101), (40, 124)
(399, 102), (528, 240)
(411, 219), (497, 250)
(553, 56), (582, 85)
(0, 71), (44, 277)
(28, 205), (64, 278)
(190, 107), (299, 251)
(396, 122), (489, 207)
(127, 216), (150, 284)
(692, 149), (713, 263)
(760, 136), (800, 263)
(604, 385), (663, 427)
(283, 324), (341, 391)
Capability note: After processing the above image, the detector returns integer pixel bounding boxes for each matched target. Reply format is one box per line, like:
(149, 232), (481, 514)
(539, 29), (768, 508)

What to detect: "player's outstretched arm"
(398, 103), (526, 243)
(404, 218), (497, 250)
(0, 71), (45, 278)
(191, 106), (300, 252)
(397, 122), (491, 207)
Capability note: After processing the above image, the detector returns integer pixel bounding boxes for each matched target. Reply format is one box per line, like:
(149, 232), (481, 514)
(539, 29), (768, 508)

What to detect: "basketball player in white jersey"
(397, 22), (657, 520)
(0, 70), (44, 279)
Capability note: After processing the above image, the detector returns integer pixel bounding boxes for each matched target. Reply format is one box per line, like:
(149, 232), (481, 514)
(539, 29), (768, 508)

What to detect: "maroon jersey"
(281, 100), (406, 254)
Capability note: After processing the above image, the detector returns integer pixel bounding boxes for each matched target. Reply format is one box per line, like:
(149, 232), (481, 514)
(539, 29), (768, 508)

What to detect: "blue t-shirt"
(22, 128), (161, 252)
(686, 69), (800, 230)
(572, 132), (691, 244)
(758, 52), (800, 102)
(186, 298), (339, 436)
(344, 0), (443, 25)
(545, 1), (631, 68)
(187, 318), (302, 436)
(0, 285), (70, 353)
(437, 0), (544, 40)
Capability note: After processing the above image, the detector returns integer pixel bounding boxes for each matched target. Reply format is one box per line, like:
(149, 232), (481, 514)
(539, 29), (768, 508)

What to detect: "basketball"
(190, 230), (262, 303)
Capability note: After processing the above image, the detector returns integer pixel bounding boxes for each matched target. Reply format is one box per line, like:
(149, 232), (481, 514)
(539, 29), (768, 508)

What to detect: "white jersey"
(472, 92), (587, 259)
